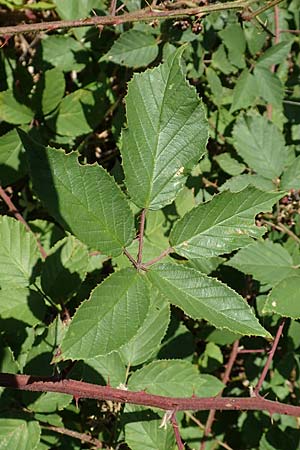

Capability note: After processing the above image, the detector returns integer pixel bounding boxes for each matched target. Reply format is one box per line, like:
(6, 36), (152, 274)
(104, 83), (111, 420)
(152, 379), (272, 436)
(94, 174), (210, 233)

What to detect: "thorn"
(73, 395), (80, 409)
(107, 375), (111, 387)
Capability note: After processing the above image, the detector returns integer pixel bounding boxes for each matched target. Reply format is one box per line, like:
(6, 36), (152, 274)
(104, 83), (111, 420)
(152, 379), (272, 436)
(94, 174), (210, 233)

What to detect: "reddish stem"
(137, 209), (146, 266)
(171, 412), (185, 450)
(254, 318), (285, 396)
(41, 423), (103, 448)
(143, 247), (173, 267)
(200, 340), (239, 450)
(1, 372), (299, 416)
(0, 185), (47, 259)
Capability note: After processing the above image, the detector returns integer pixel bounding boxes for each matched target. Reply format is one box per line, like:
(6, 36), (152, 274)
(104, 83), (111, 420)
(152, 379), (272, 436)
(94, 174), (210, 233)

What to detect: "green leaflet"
(226, 240), (298, 286)
(0, 129), (27, 186)
(41, 68), (65, 115)
(220, 174), (275, 193)
(60, 269), (151, 360)
(214, 153), (246, 176)
(170, 187), (282, 258)
(230, 69), (257, 113)
(232, 115), (288, 180)
(41, 235), (89, 303)
(281, 155), (300, 190)
(121, 47), (208, 210)
(147, 264), (270, 336)
(120, 291), (170, 366)
(256, 41), (292, 68)
(125, 404), (176, 450)
(0, 417), (40, 450)
(0, 287), (46, 327)
(0, 90), (34, 125)
(104, 30), (159, 68)
(253, 66), (283, 108)
(21, 131), (135, 256)
(128, 359), (224, 397)
(263, 276), (300, 319)
(0, 216), (40, 288)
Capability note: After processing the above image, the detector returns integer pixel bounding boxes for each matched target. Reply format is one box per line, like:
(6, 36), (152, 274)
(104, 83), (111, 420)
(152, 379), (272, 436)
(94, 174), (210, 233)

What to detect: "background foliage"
(0, 0), (300, 449)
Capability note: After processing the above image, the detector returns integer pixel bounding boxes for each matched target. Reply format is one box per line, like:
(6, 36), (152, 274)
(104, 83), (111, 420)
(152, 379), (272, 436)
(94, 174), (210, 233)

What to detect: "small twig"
(280, 29), (300, 34)
(261, 219), (300, 244)
(254, 318), (285, 396)
(267, 4), (280, 119)
(200, 340), (239, 450)
(0, 185), (47, 259)
(244, 0), (284, 20)
(123, 248), (139, 269)
(171, 412), (185, 450)
(109, 0), (118, 15)
(137, 209), (146, 266)
(143, 247), (173, 267)
(40, 423), (103, 448)
(185, 412), (234, 450)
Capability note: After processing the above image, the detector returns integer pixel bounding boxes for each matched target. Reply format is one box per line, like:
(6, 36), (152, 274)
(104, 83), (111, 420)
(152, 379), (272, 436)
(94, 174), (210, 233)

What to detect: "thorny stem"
(0, 0), (277, 36)
(40, 423), (103, 448)
(254, 318), (286, 396)
(0, 185), (47, 259)
(1, 372), (300, 416)
(200, 340), (240, 450)
(137, 209), (146, 266)
(171, 412), (185, 450)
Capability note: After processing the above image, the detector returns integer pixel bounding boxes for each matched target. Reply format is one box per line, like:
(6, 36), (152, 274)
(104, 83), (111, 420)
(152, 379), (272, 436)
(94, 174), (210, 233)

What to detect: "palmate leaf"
(60, 269), (150, 360)
(147, 264), (270, 336)
(121, 47), (208, 210)
(170, 187), (282, 259)
(21, 131), (135, 257)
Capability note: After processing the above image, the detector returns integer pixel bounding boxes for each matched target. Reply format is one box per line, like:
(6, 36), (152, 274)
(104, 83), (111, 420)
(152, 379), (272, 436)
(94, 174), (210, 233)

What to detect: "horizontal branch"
(0, 373), (299, 417)
(0, 0), (250, 36)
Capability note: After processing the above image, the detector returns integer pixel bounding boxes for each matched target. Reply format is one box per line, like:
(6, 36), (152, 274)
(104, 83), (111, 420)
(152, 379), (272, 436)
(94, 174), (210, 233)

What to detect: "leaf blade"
(121, 47), (208, 210)
(60, 269), (151, 360)
(21, 132), (135, 256)
(170, 187), (282, 259)
(147, 263), (270, 336)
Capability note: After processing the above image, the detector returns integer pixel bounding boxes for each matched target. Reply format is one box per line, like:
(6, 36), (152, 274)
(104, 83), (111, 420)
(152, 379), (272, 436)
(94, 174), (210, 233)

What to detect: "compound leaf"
(170, 187), (282, 258)
(121, 47), (208, 210)
(147, 264), (270, 336)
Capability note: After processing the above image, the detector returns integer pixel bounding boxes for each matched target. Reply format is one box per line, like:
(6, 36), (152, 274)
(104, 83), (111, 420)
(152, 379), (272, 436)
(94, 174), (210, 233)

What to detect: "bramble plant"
(0, 1), (300, 449)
